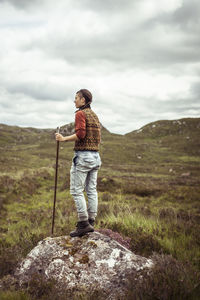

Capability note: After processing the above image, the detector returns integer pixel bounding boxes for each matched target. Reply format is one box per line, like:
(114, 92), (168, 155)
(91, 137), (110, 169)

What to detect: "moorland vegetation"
(0, 118), (200, 299)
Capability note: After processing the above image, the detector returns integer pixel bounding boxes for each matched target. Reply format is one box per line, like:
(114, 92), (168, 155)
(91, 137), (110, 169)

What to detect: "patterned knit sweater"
(74, 107), (101, 151)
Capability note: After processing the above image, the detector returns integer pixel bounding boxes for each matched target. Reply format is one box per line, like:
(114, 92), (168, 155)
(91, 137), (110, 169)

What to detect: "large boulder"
(15, 232), (153, 299)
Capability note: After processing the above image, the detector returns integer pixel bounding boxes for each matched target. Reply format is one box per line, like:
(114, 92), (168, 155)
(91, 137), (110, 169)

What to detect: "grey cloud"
(0, 90), (75, 129)
(41, 35), (199, 69)
(22, 17), (199, 70)
(0, 20), (45, 29)
(75, 0), (136, 12)
(144, 96), (200, 116)
(190, 81), (200, 99)
(139, 1), (200, 66)
(21, 30), (154, 69)
(0, 0), (199, 133)
(117, 89), (200, 119)
(5, 81), (71, 101)
(0, 99), (11, 109)
(0, 0), (41, 9)
(1, 0), (136, 11)
(144, 0), (200, 31)
(173, 0), (200, 27)
(96, 88), (200, 133)
(3, 0), (200, 69)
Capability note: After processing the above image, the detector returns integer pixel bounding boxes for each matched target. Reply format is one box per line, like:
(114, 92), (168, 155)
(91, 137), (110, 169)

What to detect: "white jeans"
(70, 151), (101, 221)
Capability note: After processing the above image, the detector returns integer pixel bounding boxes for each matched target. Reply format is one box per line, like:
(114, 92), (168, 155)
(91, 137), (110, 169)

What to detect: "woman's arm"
(55, 133), (79, 142)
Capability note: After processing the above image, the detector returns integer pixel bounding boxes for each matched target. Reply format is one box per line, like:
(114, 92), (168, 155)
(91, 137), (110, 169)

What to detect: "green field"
(0, 118), (200, 299)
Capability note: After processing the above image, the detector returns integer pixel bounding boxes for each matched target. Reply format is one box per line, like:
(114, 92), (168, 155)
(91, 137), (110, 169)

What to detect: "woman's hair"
(76, 89), (92, 104)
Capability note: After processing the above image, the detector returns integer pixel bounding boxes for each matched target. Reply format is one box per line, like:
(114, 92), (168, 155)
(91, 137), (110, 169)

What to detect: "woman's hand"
(55, 133), (65, 142)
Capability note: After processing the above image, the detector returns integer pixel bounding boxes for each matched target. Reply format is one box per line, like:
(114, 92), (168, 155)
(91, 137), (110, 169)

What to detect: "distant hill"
(0, 117), (200, 175)
(59, 122), (111, 137)
(125, 118), (200, 157)
(126, 118), (200, 139)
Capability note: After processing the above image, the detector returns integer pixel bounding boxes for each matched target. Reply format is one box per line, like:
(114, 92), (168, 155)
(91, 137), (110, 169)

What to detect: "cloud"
(0, 87), (75, 128)
(156, 0), (200, 29)
(15, 0), (199, 70)
(0, 0), (42, 9)
(190, 81), (200, 100)
(0, 0), (199, 133)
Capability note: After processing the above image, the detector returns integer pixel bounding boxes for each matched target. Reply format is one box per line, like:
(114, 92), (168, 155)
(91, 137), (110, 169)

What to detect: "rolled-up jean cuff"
(78, 212), (88, 221)
(88, 212), (96, 220)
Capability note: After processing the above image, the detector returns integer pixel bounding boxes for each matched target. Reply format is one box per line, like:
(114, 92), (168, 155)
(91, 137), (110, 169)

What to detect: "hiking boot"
(88, 218), (95, 227)
(70, 220), (94, 237)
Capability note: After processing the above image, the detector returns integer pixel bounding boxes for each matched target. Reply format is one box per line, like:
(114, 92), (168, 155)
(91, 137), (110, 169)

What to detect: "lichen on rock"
(14, 232), (153, 299)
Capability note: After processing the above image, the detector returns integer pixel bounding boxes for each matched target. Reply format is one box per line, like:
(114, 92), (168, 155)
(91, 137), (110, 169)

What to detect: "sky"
(0, 0), (200, 134)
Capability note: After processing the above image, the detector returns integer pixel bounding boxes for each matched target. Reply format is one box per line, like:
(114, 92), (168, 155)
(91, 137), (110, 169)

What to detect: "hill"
(126, 117), (200, 156)
(127, 117), (200, 138)
(0, 117), (200, 202)
(0, 118), (200, 299)
(0, 117), (200, 175)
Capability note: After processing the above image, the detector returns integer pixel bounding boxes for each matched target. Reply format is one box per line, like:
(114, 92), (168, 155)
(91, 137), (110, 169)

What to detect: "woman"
(55, 89), (101, 237)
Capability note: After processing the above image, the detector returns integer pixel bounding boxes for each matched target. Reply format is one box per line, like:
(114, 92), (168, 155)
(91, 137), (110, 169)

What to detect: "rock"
(15, 232), (153, 299)
(181, 172), (190, 177)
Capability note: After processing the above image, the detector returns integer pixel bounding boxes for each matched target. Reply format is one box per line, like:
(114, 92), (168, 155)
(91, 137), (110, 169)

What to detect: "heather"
(0, 118), (200, 299)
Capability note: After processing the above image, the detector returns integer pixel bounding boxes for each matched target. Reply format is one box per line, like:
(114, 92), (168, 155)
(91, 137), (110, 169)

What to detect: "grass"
(0, 290), (31, 300)
(98, 203), (200, 266)
(0, 118), (200, 298)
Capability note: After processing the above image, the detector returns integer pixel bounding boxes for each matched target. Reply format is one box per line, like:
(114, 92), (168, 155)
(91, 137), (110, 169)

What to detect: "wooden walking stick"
(51, 126), (60, 235)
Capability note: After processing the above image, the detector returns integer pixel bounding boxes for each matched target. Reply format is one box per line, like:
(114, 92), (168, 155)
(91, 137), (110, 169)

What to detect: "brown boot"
(70, 220), (94, 237)
(88, 218), (95, 227)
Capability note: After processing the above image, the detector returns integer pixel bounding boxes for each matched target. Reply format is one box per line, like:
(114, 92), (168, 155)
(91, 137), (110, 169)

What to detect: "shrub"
(0, 290), (30, 300)
(125, 253), (200, 300)
(26, 273), (57, 299)
(97, 203), (110, 218)
(0, 176), (15, 193)
(130, 231), (163, 257)
(139, 205), (152, 216)
(97, 177), (120, 192)
(120, 181), (161, 196)
(177, 209), (191, 221)
(101, 192), (113, 202)
(13, 176), (42, 196)
(0, 196), (6, 211)
(159, 207), (176, 220)
(106, 222), (164, 257)
(97, 228), (131, 250)
(0, 245), (19, 277)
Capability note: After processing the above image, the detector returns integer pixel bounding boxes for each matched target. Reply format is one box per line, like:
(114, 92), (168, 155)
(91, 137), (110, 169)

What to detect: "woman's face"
(74, 93), (85, 108)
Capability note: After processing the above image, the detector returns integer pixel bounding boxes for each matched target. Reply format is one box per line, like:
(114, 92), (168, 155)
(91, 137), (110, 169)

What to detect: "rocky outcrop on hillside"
(14, 232), (153, 299)
(58, 122), (109, 137)
(59, 123), (75, 136)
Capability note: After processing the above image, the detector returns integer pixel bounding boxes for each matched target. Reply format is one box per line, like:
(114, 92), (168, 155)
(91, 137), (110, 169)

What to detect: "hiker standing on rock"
(55, 89), (101, 237)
